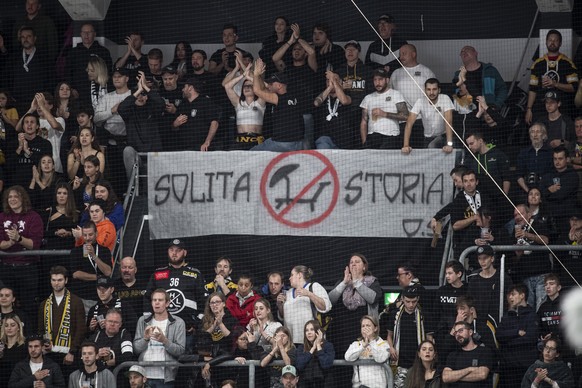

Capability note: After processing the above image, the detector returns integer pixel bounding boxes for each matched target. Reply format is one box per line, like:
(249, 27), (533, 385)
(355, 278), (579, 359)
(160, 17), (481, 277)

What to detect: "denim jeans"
(315, 135), (339, 149)
(523, 273), (548, 312)
(251, 138), (303, 152)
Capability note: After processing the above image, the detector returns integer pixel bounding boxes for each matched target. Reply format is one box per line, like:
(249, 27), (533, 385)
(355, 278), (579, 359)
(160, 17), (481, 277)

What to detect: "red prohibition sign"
(260, 150), (340, 228)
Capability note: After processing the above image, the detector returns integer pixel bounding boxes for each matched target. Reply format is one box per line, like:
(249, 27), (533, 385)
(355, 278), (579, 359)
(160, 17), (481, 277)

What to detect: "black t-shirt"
(389, 309), (422, 368)
(314, 97), (357, 149)
(272, 91), (305, 142)
(445, 344), (494, 388)
(465, 66), (483, 99)
(173, 96), (220, 150)
(285, 64), (316, 103)
(68, 244), (112, 300)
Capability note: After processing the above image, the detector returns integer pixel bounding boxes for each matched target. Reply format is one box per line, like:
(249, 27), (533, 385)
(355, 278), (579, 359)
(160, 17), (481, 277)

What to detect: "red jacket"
(226, 292), (261, 327)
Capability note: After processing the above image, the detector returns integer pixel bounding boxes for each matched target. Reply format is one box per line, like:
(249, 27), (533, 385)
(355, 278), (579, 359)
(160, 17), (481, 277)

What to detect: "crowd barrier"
(113, 359), (394, 388)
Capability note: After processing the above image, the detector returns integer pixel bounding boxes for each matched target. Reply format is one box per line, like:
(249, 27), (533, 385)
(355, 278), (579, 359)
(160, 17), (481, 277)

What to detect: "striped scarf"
(393, 305), (425, 356)
(43, 290), (72, 352)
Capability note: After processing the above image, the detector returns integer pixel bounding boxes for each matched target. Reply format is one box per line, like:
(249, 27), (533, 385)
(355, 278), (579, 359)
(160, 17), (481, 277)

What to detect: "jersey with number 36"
(144, 263), (208, 328)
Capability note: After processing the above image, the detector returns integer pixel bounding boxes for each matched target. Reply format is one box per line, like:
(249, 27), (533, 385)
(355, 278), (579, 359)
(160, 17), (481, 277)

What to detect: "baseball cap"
(96, 276), (114, 288)
(402, 286), (420, 298)
(168, 238), (186, 249)
(112, 67), (129, 76)
(125, 365), (146, 377)
(162, 66), (178, 75)
(265, 73), (288, 85)
(344, 40), (361, 51)
(281, 365), (297, 377)
(373, 68), (389, 78)
(378, 14), (395, 24)
(476, 245), (494, 256)
(543, 90), (560, 102)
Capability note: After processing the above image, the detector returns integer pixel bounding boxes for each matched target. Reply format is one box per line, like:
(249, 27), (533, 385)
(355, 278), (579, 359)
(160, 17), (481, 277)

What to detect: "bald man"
(114, 256), (147, 318)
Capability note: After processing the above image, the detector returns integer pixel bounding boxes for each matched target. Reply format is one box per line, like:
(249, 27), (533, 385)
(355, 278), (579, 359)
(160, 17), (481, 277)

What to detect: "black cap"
(168, 238), (186, 249)
(543, 90), (560, 102)
(162, 66), (178, 75)
(344, 40), (361, 51)
(112, 67), (129, 76)
(96, 276), (114, 288)
(184, 77), (203, 89)
(378, 14), (395, 24)
(476, 245), (494, 256)
(265, 73), (288, 84)
(373, 68), (389, 78)
(402, 286), (420, 298)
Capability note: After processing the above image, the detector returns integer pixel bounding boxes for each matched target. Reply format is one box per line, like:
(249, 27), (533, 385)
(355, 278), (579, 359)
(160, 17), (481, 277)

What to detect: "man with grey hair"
(516, 122), (554, 195)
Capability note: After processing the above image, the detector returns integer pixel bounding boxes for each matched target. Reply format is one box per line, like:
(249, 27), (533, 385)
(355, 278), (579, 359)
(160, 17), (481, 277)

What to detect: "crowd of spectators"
(0, 1), (582, 387)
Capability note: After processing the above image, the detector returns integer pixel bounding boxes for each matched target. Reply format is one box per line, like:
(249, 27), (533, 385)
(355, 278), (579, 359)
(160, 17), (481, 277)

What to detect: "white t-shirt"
(410, 94), (454, 137)
(360, 89), (405, 136)
(390, 63), (436, 111)
(39, 117), (65, 173)
(283, 282), (331, 344)
(30, 361), (43, 374)
(143, 318), (169, 379)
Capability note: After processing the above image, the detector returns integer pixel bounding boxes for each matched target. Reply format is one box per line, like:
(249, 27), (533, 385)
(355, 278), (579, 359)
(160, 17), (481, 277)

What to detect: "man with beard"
(401, 78), (454, 153)
(360, 68), (408, 149)
(114, 256), (147, 318)
(205, 257), (237, 296)
(68, 342), (116, 388)
(158, 66), (182, 150)
(526, 30), (579, 124)
(115, 32), (147, 89)
(144, 239), (207, 352)
(126, 365), (149, 388)
(443, 321), (494, 387)
(516, 123), (554, 195)
(171, 77), (220, 151)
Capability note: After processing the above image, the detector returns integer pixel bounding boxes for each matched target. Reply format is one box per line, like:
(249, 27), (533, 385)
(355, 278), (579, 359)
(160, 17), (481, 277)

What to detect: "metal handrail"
(113, 359), (393, 388)
(0, 249), (70, 256)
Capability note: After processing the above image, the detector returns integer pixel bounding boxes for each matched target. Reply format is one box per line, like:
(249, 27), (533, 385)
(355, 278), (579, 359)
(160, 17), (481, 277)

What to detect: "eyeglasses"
(209, 300), (222, 305)
(544, 346), (557, 352)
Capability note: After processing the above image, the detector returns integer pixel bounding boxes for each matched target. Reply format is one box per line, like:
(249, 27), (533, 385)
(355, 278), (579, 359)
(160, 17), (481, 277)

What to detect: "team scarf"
(464, 190), (481, 214)
(392, 304), (425, 356)
(43, 290), (72, 352)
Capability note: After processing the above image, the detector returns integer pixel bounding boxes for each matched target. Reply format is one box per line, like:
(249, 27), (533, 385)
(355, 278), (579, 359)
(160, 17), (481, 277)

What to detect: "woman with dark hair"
(224, 53), (266, 150)
(78, 179), (124, 230)
(403, 340), (443, 388)
(67, 126), (105, 180)
(0, 313), (27, 386)
(0, 186), (43, 317)
(296, 319), (335, 387)
(521, 337), (575, 388)
(328, 253), (382, 355)
(72, 154), (102, 211)
(53, 81), (80, 166)
(28, 154), (64, 211)
(39, 182), (78, 250)
(170, 41), (193, 79)
(259, 16), (291, 77)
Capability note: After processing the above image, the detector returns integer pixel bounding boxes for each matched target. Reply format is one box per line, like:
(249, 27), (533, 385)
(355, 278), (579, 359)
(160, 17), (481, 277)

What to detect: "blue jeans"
(251, 138), (303, 152)
(523, 274), (548, 312)
(315, 136), (339, 149)
(148, 379), (174, 388)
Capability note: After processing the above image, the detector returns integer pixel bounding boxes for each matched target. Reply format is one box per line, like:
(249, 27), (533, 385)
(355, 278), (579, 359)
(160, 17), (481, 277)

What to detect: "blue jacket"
(454, 62), (508, 107)
(497, 304), (539, 367)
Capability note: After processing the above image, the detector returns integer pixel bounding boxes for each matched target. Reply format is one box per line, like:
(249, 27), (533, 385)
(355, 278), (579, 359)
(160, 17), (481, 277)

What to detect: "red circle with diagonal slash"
(260, 150), (339, 228)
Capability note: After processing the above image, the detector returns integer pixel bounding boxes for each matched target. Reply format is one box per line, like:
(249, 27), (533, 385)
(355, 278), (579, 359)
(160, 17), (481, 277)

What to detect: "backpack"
(307, 282), (333, 332)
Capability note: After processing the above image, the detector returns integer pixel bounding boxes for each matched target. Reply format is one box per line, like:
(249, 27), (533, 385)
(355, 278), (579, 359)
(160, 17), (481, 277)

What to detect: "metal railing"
(113, 359), (393, 388)
(458, 244), (582, 321)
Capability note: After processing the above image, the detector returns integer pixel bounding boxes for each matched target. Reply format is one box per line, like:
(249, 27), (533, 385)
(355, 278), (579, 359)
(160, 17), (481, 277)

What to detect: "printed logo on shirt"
(191, 109), (197, 117)
(287, 99), (297, 106)
(385, 96), (391, 102)
(182, 271), (198, 278)
(154, 270), (170, 280)
(414, 71), (421, 76)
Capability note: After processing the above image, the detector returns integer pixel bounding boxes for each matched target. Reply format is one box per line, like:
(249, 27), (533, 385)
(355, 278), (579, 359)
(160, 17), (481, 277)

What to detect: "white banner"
(147, 150), (455, 239)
